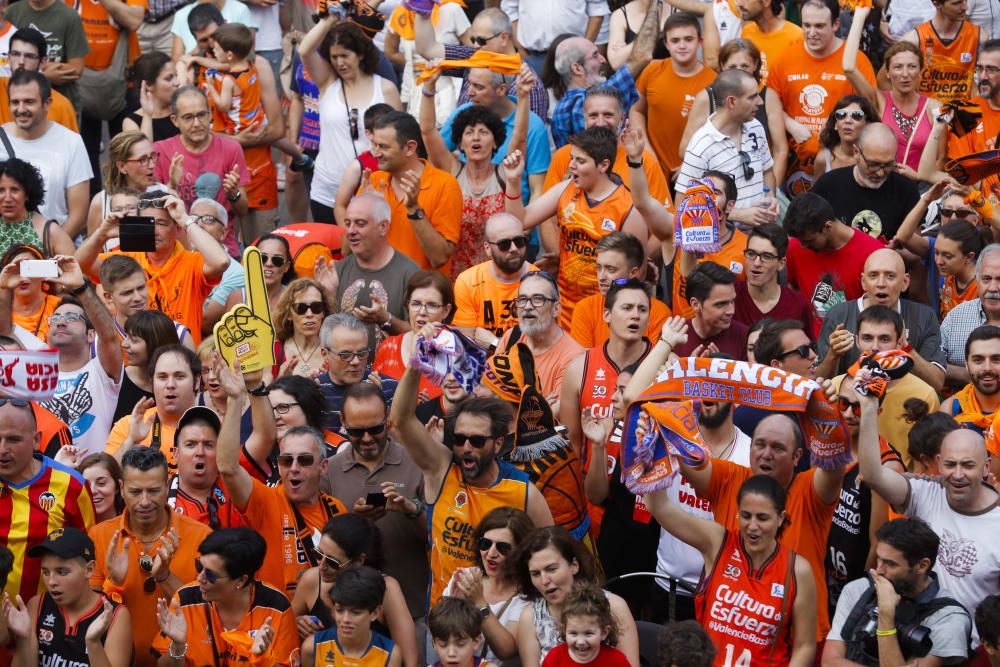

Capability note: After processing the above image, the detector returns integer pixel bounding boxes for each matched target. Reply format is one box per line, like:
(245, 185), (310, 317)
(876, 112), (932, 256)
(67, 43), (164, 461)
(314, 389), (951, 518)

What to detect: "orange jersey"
(569, 293), (671, 348)
(556, 181), (635, 330)
(105, 408), (178, 472)
(948, 99), (1000, 206)
(915, 20), (980, 104)
(68, 0), (145, 70)
(544, 145), (673, 210)
(636, 61), (718, 175)
(672, 230), (749, 319)
(940, 275), (977, 319)
(706, 459), (835, 641)
(12, 293), (60, 342)
(209, 65), (267, 135)
(452, 262), (538, 336)
(740, 21), (804, 88)
(769, 42), (877, 137)
(696, 528), (798, 667)
(427, 462), (531, 607)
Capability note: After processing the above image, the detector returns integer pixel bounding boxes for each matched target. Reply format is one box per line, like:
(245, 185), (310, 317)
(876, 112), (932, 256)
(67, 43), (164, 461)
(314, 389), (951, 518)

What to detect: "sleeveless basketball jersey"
(35, 592), (125, 667)
(210, 65), (266, 134)
(696, 529), (797, 667)
(556, 181), (635, 329)
(312, 626), (395, 667)
(427, 461), (531, 606)
(939, 274), (977, 319)
(915, 20), (979, 104)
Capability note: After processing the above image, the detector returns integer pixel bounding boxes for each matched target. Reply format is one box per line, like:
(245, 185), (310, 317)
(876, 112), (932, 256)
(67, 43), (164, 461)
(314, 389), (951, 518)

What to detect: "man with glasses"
(77, 189), (231, 343)
(88, 446), (210, 667)
(453, 212), (537, 348)
(316, 313), (398, 433)
(0, 28), (78, 131)
(319, 382), (428, 618)
(811, 122), (920, 242)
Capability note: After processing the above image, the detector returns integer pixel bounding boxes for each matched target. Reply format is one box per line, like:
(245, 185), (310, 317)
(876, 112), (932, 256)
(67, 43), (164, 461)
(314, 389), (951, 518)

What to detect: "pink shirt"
(881, 91), (933, 173)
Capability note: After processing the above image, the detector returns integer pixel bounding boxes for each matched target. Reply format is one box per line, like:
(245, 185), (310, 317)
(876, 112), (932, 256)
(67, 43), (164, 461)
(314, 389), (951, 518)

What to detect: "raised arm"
(55, 257), (123, 382)
(644, 488), (726, 563)
(622, 122), (674, 240)
(843, 6), (880, 111)
(917, 112), (952, 183)
(419, 70), (460, 173)
(214, 354), (254, 509)
(389, 364), (453, 492)
(503, 150), (564, 230)
(298, 16), (338, 90)
(892, 180), (951, 256)
(412, 8), (446, 60)
(506, 64), (535, 157)
(851, 379), (910, 509)
(164, 196), (230, 279)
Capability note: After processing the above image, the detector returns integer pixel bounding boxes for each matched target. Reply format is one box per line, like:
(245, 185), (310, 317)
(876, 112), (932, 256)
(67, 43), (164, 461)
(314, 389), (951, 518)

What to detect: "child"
(203, 23), (314, 172)
(542, 583), (629, 667)
(302, 566), (402, 667)
(428, 596), (497, 667)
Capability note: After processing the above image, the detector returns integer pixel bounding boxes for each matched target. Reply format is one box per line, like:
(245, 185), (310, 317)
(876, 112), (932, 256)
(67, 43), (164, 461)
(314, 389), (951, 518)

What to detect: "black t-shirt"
(810, 167), (920, 242)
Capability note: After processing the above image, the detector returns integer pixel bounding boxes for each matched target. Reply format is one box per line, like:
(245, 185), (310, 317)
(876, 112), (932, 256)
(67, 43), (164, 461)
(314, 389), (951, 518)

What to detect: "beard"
(698, 402), (733, 429)
(519, 314), (551, 336)
(972, 371), (1000, 396)
(492, 249), (526, 274)
(454, 448), (495, 481)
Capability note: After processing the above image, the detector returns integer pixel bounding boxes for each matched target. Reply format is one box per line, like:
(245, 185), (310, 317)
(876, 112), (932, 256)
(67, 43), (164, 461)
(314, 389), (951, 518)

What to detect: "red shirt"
(672, 319), (749, 360)
(733, 281), (816, 339)
(543, 644), (631, 667)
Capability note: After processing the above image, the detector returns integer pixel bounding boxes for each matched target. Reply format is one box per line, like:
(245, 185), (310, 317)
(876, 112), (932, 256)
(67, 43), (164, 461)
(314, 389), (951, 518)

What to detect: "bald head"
(484, 212), (523, 241)
(862, 248), (909, 307)
(858, 122), (898, 153)
(938, 428), (990, 509)
(555, 37), (603, 86)
(864, 248), (905, 275)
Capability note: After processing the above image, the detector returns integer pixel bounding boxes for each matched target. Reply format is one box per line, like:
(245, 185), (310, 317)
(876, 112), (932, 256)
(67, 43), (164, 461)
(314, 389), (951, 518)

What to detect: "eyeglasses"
(195, 214), (224, 227)
(513, 295), (557, 309)
(177, 110), (211, 124)
(331, 349), (370, 362)
(477, 537), (513, 555)
(271, 402), (299, 415)
(837, 396), (861, 416)
(834, 109), (867, 121)
(940, 208), (975, 220)
(313, 548), (352, 570)
(470, 31), (503, 46)
(738, 151), (755, 181)
(349, 107), (359, 142)
(975, 64), (1000, 76)
(276, 453), (317, 468)
(125, 152), (160, 168)
(138, 198), (168, 209)
(111, 204), (140, 216)
(452, 433), (494, 448)
(0, 398), (30, 409)
(744, 249), (780, 263)
(194, 559), (230, 584)
(260, 253), (287, 267)
(343, 422), (386, 438)
(775, 343), (815, 360)
(6, 50), (40, 62)
(48, 312), (86, 326)
(139, 554), (156, 593)
(857, 147), (897, 174)
(292, 301), (325, 316)
(408, 300), (444, 313)
(485, 235), (529, 251)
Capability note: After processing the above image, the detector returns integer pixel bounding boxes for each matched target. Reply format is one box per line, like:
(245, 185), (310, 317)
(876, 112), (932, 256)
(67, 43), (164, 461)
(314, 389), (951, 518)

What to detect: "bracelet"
(69, 279), (93, 296)
(875, 628), (897, 637)
(248, 382), (269, 397)
(168, 642), (188, 659)
(154, 571), (170, 583)
(380, 312), (393, 330)
(421, 89), (436, 97)
(504, 191), (521, 200)
(626, 157), (643, 168)
(658, 336), (675, 347)
(406, 209), (424, 220)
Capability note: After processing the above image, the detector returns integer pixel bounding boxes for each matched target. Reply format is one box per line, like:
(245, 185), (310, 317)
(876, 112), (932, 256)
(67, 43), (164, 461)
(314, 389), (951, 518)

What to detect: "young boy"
(0, 528), (132, 667)
(202, 23), (313, 172)
(303, 566), (402, 667)
(428, 596), (497, 667)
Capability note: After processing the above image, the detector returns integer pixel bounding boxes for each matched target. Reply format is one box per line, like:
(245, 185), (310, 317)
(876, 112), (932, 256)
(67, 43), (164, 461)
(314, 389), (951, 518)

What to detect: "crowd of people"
(0, 0), (998, 664)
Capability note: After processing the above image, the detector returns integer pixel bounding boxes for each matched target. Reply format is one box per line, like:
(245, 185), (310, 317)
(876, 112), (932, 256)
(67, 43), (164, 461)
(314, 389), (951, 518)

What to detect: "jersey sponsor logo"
(42, 613), (56, 627)
(771, 583), (785, 598)
(729, 261), (743, 275)
(708, 583), (783, 645)
(798, 84), (829, 116)
(601, 218), (616, 232)
(453, 491), (468, 509)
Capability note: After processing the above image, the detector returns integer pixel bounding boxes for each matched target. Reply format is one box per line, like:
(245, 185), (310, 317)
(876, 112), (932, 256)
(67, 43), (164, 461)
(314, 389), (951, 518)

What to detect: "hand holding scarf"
(416, 50), (522, 85)
(411, 326), (486, 393)
(674, 179), (721, 253)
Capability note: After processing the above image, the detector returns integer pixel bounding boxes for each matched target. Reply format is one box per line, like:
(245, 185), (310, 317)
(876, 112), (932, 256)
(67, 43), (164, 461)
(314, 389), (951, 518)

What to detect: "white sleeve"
(500, 0), (519, 22)
(65, 133), (95, 185)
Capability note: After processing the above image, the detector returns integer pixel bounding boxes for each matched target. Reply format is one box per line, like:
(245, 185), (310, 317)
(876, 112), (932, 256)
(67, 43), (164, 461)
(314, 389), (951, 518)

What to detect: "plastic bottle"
(758, 186), (777, 223)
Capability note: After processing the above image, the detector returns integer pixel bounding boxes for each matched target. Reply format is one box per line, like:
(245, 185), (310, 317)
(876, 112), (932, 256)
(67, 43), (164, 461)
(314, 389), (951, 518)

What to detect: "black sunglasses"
(0, 397), (30, 409)
(940, 208), (975, 219)
(738, 151), (755, 181)
(470, 31), (502, 46)
(194, 559), (229, 584)
(292, 301), (325, 315)
(276, 453), (317, 467)
(452, 433), (495, 449)
(139, 554), (155, 593)
(138, 198), (168, 209)
(775, 343), (814, 360)
(486, 235), (528, 252)
(837, 397), (861, 416)
(343, 422), (386, 438)
(260, 253), (287, 267)
(349, 107), (359, 142)
(834, 109), (866, 121)
(477, 537), (513, 555)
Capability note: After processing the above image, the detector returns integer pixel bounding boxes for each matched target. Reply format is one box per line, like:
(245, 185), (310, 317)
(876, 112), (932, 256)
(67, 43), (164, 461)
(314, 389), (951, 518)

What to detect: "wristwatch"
(479, 605), (491, 618)
(249, 382), (269, 397)
(405, 498), (427, 519)
(406, 209), (424, 221)
(182, 215), (197, 230)
(69, 279), (93, 296)
(227, 190), (243, 203)
(626, 156), (643, 168)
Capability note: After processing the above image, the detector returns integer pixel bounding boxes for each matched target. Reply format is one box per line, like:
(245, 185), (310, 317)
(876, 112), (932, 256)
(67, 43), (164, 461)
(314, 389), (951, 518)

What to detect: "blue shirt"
(551, 65), (638, 148)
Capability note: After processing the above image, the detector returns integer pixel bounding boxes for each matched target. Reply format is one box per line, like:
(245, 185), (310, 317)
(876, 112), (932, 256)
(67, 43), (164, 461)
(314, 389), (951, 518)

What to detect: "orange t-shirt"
(740, 21), (804, 88)
(12, 293), (59, 342)
(940, 275), (977, 320)
(452, 262), (537, 336)
(89, 509), (211, 667)
(914, 20), (980, 104)
(68, 0), (146, 70)
(238, 477), (347, 597)
(768, 42), (877, 137)
(568, 292), (671, 348)
(947, 99), (1000, 206)
(544, 145), (674, 210)
(497, 328), (584, 404)
(636, 60), (717, 175)
(0, 78), (78, 132)
(96, 242), (220, 344)
(671, 230), (749, 318)
(705, 459), (835, 641)
(373, 333), (442, 400)
(105, 408), (179, 472)
(209, 65), (266, 135)
(367, 161), (464, 274)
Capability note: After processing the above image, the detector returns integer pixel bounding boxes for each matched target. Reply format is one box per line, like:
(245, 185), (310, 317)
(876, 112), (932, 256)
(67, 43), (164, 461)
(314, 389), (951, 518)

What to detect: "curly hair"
(560, 582), (619, 646)
(273, 278), (332, 342)
(450, 105), (507, 155)
(321, 22), (380, 76)
(818, 94), (878, 150)
(0, 158), (46, 213)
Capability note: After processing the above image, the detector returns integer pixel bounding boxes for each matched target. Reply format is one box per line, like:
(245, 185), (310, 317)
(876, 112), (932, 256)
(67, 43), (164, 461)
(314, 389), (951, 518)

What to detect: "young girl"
(542, 584), (630, 667)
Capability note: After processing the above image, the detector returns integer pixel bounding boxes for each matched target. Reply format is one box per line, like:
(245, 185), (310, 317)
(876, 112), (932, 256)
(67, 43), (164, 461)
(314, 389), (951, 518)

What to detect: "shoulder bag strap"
(291, 501), (321, 567)
(0, 126), (15, 159)
(43, 219), (55, 257)
(203, 602), (222, 667)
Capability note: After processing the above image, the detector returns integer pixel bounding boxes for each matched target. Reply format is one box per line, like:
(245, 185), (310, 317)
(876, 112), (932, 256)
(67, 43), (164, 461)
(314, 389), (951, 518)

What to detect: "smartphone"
(119, 216), (156, 252)
(19, 259), (59, 278)
(365, 492), (388, 507)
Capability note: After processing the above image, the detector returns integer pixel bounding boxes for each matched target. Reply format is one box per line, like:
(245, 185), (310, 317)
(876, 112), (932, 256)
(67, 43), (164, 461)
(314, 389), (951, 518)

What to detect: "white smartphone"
(20, 259), (59, 279)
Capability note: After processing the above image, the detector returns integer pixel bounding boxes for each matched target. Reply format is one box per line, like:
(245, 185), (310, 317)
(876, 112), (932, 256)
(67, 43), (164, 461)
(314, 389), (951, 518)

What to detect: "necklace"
(292, 337), (321, 372)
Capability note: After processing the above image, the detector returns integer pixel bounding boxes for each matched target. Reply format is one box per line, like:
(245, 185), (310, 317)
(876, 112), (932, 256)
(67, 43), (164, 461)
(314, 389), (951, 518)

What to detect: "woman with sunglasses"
(274, 278), (333, 378)
(224, 233), (296, 316)
(0, 158), (74, 259)
(1, 244), (60, 343)
(442, 507), (535, 662)
(298, 20), (402, 225)
(373, 270), (455, 402)
(290, 514), (420, 667)
(813, 95), (879, 178)
(844, 5), (943, 178)
(85, 131), (163, 242)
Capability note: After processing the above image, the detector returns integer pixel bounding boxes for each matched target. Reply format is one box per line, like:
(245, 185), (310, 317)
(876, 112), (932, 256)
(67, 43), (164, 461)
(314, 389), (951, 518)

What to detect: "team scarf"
(953, 383), (995, 430)
(388, 0), (465, 40)
(946, 148), (1000, 187)
(621, 357), (852, 495)
(411, 326), (486, 394)
(966, 187), (997, 221)
(674, 179), (721, 253)
(0, 349), (59, 401)
(415, 50), (522, 85)
(846, 349), (914, 399)
(986, 410), (1000, 459)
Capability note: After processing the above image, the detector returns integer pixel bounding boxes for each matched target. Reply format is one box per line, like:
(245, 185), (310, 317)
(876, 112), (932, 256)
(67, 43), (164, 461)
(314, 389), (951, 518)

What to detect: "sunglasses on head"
(835, 109), (867, 121)
(276, 453), (317, 468)
(452, 433), (494, 448)
(738, 151), (755, 181)
(313, 547), (352, 570)
(194, 559), (229, 584)
(486, 235), (529, 252)
(260, 253), (287, 267)
(292, 301), (325, 316)
(477, 537), (513, 555)
(343, 422), (387, 438)
(837, 397), (861, 416)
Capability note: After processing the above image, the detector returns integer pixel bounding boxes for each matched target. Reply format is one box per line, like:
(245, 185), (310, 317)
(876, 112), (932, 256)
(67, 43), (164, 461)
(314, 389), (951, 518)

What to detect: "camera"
(314, 0), (354, 22)
(859, 608), (934, 661)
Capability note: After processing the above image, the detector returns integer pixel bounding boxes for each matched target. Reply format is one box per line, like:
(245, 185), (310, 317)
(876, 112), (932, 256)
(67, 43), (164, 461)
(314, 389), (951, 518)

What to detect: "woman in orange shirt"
(274, 278), (333, 377)
(373, 270), (453, 402)
(3, 244), (60, 342)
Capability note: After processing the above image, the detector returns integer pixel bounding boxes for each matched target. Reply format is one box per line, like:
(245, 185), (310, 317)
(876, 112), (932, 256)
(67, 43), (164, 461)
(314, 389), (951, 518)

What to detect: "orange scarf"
(953, 383), (995, 430)
(415, 50), (521, 85)
(388, 0), (465, 40)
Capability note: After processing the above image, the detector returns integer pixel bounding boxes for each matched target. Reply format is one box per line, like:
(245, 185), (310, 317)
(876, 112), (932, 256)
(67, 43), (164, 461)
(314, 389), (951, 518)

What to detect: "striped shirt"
(676, 115), (773, 208)
(0, 454), (95, 601)
(940, 297), (989, 367)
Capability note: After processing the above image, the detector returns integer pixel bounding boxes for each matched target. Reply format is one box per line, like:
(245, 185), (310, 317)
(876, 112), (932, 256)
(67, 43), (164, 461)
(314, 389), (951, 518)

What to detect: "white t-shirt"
(442, 571), (528, 663)
(655, 428), (752, 590)
(397, 2), (468, 120)
(2, 123), (93, 226)
(40, 357), (122, 456)
(248, 3), (281, 52)
(172, 0), (257, 53)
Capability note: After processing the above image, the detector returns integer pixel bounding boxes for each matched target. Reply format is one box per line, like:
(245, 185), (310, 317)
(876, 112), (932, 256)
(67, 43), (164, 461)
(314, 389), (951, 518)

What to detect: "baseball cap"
(176, 405), (222, 436)
(28, 527), (95, 561)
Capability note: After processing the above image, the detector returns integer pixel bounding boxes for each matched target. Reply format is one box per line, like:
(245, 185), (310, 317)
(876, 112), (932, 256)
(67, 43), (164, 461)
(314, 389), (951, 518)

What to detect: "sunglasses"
(477, 537), (513, 555)
(138, 198), (168, 209)
(452, 433), (494, 448)
(261, 253), (287, 267)
(276, 453), (317, 468)
(837, 397), (861, 416)
(470, 31), (502, 46)
(835, 109), (867, 121)
(194, 559), (230, 584)
(292, 301), (325, 316)
(313, 548), (352, 570)
(940, 208), (975, 220)
(738, 151), (755, 181)
(139, 554), (155, 593)
(349, 107), (359, 142)
(486, 235), (529, 251)
(48, 312), (87, 326)
(343, 422), (386, 438)
(776, 343), (814, 360)
(0, 397), (30, 409)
